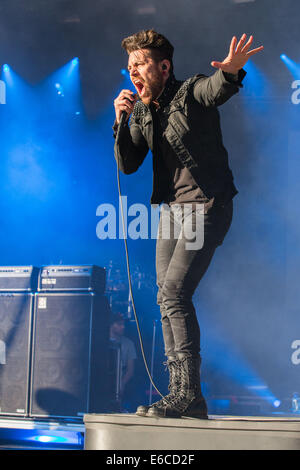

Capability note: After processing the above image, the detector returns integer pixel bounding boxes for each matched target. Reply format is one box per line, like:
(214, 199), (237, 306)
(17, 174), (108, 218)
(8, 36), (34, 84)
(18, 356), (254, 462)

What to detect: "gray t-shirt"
(111, 336), (137, 373)
(120, 336), (136, 372)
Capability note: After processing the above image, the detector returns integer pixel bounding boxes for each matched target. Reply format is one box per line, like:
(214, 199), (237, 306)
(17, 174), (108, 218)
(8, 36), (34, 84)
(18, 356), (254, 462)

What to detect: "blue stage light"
(280, 54), (300, 78)
(1, 63), (22, 88)
(26, 430), (83, 446)
(120, 68), (135, 95)
(72, 57), (79, 66)
(54, 82), (65, 97)
(273, 399), (281, 408)
(242, 59), (272, 99)
(32, 435), (68, 444)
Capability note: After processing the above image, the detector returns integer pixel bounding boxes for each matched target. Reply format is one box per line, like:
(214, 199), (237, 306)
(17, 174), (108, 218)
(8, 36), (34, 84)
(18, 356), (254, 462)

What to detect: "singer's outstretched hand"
(114, 90), (138, 124)
(211, 34), (264, 75)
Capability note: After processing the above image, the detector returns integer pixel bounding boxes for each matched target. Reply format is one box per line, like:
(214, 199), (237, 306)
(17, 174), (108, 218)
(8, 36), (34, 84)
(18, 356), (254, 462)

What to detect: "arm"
(114, 116), (149, 174)
(193, 68), (246, 107)
(113, 89), (149, 174)
(194, 34), (263, 107)
(121, 358), (135, 394)
(120, 339), (136, 394)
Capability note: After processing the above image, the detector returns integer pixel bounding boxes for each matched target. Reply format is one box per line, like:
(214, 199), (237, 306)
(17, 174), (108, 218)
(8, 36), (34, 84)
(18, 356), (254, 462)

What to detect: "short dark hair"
(110, 312), (125, 326)
(121, 29), (174, 73)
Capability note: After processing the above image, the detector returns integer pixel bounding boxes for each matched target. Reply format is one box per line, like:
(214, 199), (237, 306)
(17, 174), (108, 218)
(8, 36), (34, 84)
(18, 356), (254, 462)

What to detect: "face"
(128, 49), (166, 105)
(111, 321), (125, 337)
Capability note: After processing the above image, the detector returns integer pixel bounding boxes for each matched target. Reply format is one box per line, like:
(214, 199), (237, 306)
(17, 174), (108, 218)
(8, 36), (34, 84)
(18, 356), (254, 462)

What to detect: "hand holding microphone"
(114, 90), (139, 125)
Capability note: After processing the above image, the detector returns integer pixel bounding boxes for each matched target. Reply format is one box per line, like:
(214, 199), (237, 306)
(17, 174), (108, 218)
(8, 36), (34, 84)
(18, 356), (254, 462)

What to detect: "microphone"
(119, 110), (127, 128)
(119, 94), (137, 126)
(116, 109), (130, 144)
(117, 93), (138, 141)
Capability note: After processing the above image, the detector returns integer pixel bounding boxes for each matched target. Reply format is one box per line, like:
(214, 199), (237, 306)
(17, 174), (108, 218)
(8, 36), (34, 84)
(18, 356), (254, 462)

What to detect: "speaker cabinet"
(0, 266), (39, 292)
(38, 265), (106, 294)
(0, 293), (34, 416)
(29, 292), (110, 419)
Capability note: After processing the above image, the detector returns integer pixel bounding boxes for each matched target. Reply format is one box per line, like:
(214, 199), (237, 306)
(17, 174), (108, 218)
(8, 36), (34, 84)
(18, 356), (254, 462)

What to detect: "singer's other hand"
(210, 34), (264, 75)
(114, 90), (138, 124)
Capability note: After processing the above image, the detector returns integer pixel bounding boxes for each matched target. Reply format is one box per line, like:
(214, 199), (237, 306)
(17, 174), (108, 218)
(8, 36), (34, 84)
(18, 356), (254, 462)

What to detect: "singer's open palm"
(211, 34), (264, 74)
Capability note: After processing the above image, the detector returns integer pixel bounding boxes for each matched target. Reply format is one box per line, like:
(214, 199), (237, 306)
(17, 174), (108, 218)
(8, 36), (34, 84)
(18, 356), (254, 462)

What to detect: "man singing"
(113, 30), (263, 418)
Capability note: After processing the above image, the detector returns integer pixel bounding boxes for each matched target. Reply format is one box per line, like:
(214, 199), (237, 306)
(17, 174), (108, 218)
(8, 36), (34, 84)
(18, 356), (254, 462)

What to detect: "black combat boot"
(147, 354), (208, 419)
(136, 356), (181, 416)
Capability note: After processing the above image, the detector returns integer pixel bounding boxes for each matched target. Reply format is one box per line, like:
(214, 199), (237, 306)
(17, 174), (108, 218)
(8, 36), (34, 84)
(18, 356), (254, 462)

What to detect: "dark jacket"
(114, 68), (246, 206)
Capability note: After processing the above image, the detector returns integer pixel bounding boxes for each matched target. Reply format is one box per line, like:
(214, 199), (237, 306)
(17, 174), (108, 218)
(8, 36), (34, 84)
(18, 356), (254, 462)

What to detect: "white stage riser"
(83, 414), (300, 451)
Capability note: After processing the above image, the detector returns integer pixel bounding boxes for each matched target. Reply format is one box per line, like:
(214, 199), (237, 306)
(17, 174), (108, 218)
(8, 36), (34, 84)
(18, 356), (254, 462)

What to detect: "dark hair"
(110, 312), (125, 326)
(121, 29), (174, 73)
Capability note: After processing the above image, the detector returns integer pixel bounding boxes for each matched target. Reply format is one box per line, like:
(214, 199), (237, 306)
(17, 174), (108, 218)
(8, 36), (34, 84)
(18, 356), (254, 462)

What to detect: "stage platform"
(83, 413), (300, 450)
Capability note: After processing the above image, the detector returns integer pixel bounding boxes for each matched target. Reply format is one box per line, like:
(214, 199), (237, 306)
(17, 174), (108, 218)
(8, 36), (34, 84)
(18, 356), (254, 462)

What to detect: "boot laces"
(150, 360), (181, 408)
(162, 357), (200, 412)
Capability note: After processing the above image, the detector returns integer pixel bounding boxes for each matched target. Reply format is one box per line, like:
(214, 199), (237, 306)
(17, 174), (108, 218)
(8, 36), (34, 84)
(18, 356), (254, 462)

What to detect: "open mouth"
(134, 80), (145, 96)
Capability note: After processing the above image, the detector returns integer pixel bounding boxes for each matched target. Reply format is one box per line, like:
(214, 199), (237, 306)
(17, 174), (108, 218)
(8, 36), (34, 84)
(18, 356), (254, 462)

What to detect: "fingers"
(234, 34), (263, 57)
(116, 90), (136, 106)
(246, 45), (264, 57)
(114, 90), (138, 123)
(212, 34), (263, 74)
(116, 98), (135, 115)
(210, 61), (223, 69)
(229, 36), (237, 57)
(241, 35), (253, 53)
(230, 33), (264, 61)
(118, 100), (133, 114)
(120, 89), (136, 100)
(235, 33), (247, 53)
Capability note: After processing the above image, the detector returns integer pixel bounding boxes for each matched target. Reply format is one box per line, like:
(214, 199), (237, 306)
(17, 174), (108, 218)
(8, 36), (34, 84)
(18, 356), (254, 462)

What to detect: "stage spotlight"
(32, 435), (68, 444)
(121, 68), (128, 76)
(65, 57), (80, 80)
(280, 54), (300, 78)
(42, 58), (82, 113)
(54, 82), (64, 97)
(273, 399), (281, 408)
(1, 63), (14, 87)
(26, 430), (83, 446)
(241, 59), (273, 105)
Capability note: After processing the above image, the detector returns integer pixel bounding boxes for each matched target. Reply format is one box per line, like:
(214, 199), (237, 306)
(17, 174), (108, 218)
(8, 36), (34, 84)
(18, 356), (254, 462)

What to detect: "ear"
(161, 60), (170, 73)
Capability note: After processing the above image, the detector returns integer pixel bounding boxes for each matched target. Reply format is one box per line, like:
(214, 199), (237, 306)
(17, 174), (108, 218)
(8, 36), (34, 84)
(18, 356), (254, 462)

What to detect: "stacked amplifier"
(0, 265), (110, 420)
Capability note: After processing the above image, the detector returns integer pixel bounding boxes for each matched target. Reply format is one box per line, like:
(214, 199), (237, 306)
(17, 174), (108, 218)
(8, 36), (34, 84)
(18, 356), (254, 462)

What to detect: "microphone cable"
(115, 112), (164, 400)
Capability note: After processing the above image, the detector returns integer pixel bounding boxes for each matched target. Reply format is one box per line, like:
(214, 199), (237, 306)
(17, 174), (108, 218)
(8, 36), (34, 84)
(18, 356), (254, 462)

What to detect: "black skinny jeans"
(156, 200), (233, 359)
